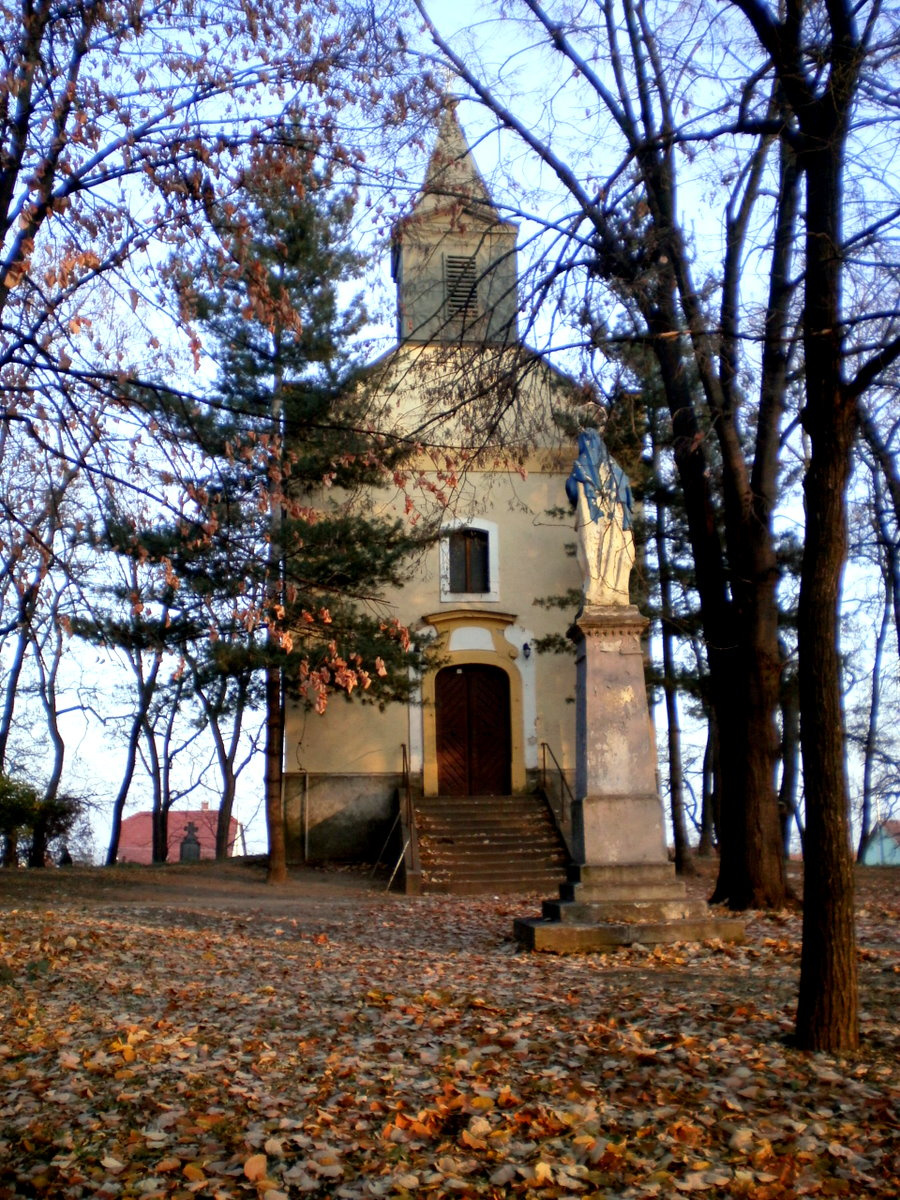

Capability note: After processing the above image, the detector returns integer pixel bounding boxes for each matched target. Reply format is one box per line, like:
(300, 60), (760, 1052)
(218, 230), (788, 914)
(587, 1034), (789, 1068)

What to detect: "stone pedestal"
(515, 605), (744, 952)
(571, 605), (664, 865)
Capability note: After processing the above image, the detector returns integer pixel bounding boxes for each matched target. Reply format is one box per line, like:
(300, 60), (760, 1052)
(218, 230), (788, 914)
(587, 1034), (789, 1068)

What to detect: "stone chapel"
(282, 106), (587, 891)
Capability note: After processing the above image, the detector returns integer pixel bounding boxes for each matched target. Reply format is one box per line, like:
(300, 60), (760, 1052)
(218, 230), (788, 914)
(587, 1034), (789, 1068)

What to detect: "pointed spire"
(413, 102), (496, 218)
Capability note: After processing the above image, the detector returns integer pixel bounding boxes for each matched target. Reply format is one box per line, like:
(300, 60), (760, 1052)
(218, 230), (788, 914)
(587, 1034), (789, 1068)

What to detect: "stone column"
(514, 429), (744, 950)
(571, 604), (668, 868)
(514, 605), (745, 951)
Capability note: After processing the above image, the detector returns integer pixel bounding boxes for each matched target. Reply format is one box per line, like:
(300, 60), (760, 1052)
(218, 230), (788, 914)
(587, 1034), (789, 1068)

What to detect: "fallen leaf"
(244, 1154), (268, 1182)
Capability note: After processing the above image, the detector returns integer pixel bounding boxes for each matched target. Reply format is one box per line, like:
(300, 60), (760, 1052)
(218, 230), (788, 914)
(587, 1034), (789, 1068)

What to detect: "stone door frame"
(421, 609), (526, 796)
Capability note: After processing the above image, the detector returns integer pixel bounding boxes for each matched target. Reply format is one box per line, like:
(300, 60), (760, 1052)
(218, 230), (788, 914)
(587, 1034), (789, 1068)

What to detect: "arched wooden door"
(435, 664), (511, 795)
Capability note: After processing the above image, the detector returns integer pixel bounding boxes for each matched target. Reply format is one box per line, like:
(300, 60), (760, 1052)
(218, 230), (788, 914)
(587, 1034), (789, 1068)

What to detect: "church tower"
(391, 105), (519, 345)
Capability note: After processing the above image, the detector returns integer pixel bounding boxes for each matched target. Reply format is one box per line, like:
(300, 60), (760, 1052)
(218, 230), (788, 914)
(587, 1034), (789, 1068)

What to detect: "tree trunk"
(105, 657), (162, 865)
(217, 772), (237, 860)
(794, 132), (858, 1052)
(212, 707), (240, 859)
(648, 288), (785, 909)
(0, 584), (37, 771)
(203, 673), (250, 859)
(778, 656), (801, 860)
(265, 346), (289, 884)
(2, 830), (19, 868)
(857, 560), (890, 860)
(146, 722), (167, 863)
(714, 608), (785, 907)
(698, 710), (718, 857)
(662, 640), (692, 874)
(34, 614), (66, 806)
(156, 677), (187, 863)
(704, 128), (796, 912)
(659, 320), (783, 907)
(105, 718), (143, 866)
(655, 486), (693, 874)
(27, 812), (49, 869)
(152, 809), (167, 863)
(265, 663), (287, 883)
(859, 413), (900, 649)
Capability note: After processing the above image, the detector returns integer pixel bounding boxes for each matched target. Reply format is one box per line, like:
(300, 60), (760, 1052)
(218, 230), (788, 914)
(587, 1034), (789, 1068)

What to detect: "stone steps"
(415, 794), (570, 895)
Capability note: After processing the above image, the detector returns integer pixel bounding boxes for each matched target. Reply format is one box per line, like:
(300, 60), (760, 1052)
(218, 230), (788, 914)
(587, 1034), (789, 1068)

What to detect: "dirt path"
(0, 857), (388, 915)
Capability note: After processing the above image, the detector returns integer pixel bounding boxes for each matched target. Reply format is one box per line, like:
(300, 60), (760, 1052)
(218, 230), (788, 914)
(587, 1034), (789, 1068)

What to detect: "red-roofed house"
(117, 803), (240, 864)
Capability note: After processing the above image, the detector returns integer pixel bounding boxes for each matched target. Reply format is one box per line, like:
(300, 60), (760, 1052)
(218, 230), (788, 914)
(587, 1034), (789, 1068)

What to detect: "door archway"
(420, 610), (527, 797)
(435, 664), (511, 795)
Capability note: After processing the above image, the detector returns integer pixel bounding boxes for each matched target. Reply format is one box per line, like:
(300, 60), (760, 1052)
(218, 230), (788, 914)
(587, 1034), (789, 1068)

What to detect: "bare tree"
(846, 460), (900, 861)
(412, 0), (800, 909)
(1, 0), (426, 878)
(722, 0), (900, 1053)
(410, 0), (900, 1048)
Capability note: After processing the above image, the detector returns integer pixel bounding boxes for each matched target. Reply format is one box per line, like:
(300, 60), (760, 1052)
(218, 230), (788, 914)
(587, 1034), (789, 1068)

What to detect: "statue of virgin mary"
(566, 429), (635, 607)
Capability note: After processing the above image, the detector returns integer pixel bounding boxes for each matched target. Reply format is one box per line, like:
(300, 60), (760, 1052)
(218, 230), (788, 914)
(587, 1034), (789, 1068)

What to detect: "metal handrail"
(384, 744), (421, 892)
(540, 741), (575, 830)
(401, 743), (421, 879)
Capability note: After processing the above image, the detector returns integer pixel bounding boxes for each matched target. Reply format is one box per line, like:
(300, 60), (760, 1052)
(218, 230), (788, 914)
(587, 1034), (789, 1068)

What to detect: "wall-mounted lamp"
(523, 642), (532, 659)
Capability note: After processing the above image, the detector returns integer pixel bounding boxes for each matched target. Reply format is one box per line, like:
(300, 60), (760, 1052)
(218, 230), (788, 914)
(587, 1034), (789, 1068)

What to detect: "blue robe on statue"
(566, 429), (633, 530)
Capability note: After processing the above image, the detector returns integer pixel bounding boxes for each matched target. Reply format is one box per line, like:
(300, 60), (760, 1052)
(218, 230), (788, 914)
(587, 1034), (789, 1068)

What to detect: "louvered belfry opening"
(444, 254), (479, 322)
(435, 663), (511, 795)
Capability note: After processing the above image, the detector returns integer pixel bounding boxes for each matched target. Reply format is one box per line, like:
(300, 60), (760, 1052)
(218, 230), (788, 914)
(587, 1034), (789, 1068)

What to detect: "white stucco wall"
(283, 344), (586, 859)
(284, 462), (581, 779)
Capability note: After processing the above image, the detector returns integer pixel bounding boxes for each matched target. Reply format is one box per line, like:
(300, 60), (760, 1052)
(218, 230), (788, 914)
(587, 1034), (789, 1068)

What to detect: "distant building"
(117, 803), (240, 864)
(861, 819), (900, 866)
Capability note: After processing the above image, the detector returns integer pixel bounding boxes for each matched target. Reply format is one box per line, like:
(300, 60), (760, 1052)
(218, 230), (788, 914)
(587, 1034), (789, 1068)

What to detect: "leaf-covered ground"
(0, 861), (897, 1199)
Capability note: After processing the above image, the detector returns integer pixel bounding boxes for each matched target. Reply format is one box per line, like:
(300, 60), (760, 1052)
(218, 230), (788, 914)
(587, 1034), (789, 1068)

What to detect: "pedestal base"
(514, 862), (745, 952)
(514, 912), (746, 953)
(574, 794), (669, 866)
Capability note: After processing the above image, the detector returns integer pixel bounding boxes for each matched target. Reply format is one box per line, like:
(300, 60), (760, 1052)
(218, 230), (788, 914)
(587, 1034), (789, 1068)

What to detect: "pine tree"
(159, 147), (424, 881)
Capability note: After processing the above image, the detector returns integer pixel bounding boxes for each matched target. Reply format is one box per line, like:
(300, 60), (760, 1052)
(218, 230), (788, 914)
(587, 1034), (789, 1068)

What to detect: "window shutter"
(445, 255), (479, 319)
